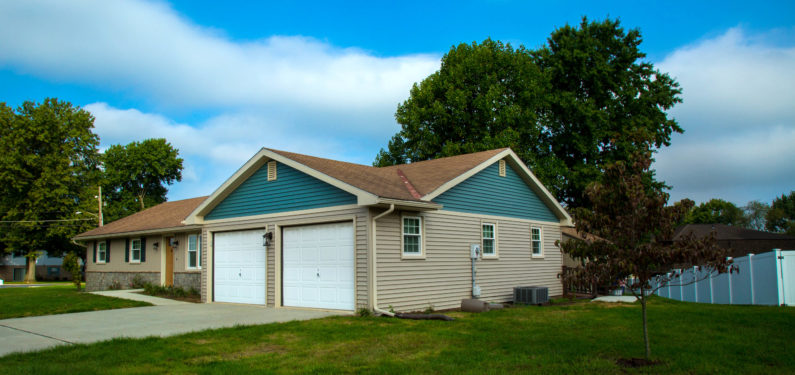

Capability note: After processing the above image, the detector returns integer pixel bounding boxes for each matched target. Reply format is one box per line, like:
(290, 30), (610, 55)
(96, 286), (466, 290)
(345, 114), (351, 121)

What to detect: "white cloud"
(86, 102), (376, 199)
(0, 0), (439, 122)
(654, 27), (795, 205)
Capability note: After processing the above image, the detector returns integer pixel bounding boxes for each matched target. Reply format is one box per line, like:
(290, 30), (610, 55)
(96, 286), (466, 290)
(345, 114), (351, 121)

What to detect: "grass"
(0, 284), (151, 319)
(0, 296), (792, 373)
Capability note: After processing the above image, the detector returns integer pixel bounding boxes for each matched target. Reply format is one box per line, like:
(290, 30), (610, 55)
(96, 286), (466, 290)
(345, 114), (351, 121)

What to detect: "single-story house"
(0, 251), (75, 282)
(674, 224), (795, 258)
(75, 147), (572, 312)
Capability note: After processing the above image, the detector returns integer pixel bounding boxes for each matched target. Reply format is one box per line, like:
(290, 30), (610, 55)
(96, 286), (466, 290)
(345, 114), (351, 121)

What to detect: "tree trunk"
(24, 255), (37, 283)
(641, 292), (651, 359)
(138, 193), (146, 211)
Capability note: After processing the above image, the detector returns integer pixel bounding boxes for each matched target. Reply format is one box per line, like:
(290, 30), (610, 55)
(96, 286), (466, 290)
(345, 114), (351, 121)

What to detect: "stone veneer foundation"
(85, 272), (161, 291)
(174, 272), (201, 292)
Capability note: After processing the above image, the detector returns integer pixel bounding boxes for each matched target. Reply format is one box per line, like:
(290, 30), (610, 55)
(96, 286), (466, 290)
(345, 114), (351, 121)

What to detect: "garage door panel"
(283, 222), (354, 310)
(214, 229), (267, 305)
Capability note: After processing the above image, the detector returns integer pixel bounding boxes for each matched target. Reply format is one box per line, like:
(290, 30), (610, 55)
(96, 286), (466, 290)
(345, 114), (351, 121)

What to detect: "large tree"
(0, 99), (100, 282)
(375, 18), (683, 208)
(766, 191), (795, 235)
(101, 139), (183, 222)
(561, 149), (730, 359)
(374, 38), (544, 167)
(685, 198), (747, 226)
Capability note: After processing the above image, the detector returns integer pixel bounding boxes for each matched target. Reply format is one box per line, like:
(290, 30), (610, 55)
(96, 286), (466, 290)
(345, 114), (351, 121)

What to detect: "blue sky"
(1, 0), (793, 207)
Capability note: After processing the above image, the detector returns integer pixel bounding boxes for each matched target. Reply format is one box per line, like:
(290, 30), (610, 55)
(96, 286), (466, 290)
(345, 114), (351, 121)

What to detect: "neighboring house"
(0, 251), (74, 281)
(75, 147), (572, 312)
(674, 224), (795, 258)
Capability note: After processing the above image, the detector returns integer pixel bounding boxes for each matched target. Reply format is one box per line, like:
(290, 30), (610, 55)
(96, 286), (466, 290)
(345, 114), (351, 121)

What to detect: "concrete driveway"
(0, 301), (346, 357)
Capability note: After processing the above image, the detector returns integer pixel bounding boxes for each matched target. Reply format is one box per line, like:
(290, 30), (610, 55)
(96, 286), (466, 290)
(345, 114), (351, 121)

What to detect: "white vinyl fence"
(654, 249), (794, 306)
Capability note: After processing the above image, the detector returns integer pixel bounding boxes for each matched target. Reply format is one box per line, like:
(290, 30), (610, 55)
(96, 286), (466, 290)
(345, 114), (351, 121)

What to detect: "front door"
(165, 237), (174, 286)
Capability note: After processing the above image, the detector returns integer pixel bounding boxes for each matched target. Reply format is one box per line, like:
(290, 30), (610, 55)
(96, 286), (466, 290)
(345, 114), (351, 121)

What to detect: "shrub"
(130, 275), (147, 289)
(357, 308), (372, 317)
(61, 252), (82, 291)
(108, 280), (122, 290)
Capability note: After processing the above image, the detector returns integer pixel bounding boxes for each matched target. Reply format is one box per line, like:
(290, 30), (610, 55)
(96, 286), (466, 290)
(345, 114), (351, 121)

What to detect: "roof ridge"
(395, 168), (422, 199)
(380, 147), (509, 169)
(266, 148), (376, 169)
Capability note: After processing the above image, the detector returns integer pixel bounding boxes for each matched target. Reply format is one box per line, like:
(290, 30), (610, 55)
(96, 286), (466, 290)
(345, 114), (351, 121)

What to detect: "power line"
(0, 218), (94, 223)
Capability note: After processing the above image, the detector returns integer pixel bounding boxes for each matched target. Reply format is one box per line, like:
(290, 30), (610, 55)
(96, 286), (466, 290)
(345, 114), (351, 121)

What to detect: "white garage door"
(283, 222), (354, 310)
(214, 229), (267, 305)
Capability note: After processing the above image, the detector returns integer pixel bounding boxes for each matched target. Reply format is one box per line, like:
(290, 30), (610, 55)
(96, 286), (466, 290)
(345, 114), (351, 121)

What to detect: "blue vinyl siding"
(435, 160), (558, 222)
(205, 162), (357, 220)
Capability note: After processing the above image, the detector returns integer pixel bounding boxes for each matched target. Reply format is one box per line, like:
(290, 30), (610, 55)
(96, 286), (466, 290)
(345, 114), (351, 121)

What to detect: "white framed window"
(482, 223), (497, 258)
(130, 238), (142, 263)
(531, 227), (543, 257)
(97, 241), (107, 263)
(188, 234), (201, 269)
(402, 216), (423, 257)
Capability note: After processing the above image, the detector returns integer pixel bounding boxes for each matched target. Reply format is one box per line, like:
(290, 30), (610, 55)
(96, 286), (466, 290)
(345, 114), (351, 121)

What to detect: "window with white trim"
(482, 223), (496, 256)
(188, 234), (201, 269)
(402, 216), (422, 256)
(97, 242), (107, 263)
(130, 238), (142, 263)
(531, 227), (542, 256)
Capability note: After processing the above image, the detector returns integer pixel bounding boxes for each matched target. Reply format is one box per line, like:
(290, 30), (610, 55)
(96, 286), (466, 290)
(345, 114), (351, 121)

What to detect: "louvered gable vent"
(267, 161), (277, 181)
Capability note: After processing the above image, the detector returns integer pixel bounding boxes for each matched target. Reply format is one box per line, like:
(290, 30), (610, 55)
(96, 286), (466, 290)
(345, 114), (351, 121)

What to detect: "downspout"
(372, 204), (395, 316)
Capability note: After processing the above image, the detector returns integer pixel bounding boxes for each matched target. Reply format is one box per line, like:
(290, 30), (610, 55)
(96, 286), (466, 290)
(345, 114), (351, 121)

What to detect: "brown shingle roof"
(77, 148), (512, 238)
(268, 148), (507, 200)
(75, 196), (207, 238)
(673, 224), (795, 241)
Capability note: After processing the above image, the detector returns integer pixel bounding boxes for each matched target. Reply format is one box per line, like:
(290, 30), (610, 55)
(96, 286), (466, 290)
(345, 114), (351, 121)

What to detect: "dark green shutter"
(105, 240), (110, 262)
(93, 241), (97, 263)
(141, 237), (147, 262)
(125, 239), (130, 262)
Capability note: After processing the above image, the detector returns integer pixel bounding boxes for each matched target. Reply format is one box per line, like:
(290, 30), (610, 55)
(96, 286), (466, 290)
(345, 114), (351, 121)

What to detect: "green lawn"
(0, 284), (151, 319)
(0, 296), (792, 374)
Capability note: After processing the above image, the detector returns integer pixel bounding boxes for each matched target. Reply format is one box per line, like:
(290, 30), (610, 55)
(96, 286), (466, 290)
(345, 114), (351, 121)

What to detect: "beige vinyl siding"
(202, 206), (369, 308)
(170, 232), (202, 273)
(86, 235), (161, 272)
(375, 210), (562, 312)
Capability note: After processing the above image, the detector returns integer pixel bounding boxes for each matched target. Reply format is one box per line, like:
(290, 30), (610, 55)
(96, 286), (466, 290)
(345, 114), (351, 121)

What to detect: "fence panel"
(752, 252), (779, 305)
(657, 249), (793, 306)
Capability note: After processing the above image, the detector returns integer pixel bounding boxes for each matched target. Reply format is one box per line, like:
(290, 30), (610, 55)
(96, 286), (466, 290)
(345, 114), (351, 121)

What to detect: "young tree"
(560, 149), (731, 359)
(101, 139), (183, 222)
(766, 191), (795, 235)
(375, 18), (682, 208)
(0, 99), (100, 282)
(685, 199), (747, 226)
(743, 200), (770, 231)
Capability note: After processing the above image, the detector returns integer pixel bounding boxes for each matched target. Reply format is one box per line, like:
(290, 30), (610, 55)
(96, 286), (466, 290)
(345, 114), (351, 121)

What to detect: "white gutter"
(371, 204), (395, 316)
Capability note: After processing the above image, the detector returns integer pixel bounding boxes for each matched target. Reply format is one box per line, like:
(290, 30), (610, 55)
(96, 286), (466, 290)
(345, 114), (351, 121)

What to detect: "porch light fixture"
(263, 231), (273, 247)
(170, 238), (179, 248)
(153, 242), (159, 251)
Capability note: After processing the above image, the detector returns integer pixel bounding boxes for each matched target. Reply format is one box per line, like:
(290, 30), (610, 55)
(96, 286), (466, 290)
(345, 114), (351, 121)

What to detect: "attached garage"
(213, 229), (267, 304)
(282, 222), (355, 310)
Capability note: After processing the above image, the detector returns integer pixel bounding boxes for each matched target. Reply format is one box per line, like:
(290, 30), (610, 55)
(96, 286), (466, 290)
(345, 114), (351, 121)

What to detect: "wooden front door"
(165, 237), (174, 286)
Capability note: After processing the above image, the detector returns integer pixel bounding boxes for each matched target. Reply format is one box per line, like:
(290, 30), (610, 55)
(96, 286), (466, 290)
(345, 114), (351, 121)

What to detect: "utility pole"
(98, 186), (104, 227)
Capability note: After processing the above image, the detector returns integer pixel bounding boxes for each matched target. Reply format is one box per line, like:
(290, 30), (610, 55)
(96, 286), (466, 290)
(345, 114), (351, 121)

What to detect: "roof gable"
(434, 158), (559, 222)
(205, 161), (357, 220)
(186, 147), (570, 225)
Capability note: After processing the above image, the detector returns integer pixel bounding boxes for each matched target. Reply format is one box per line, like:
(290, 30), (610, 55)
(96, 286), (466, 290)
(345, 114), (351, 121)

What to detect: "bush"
(357, 308), (372, 317)
(61, 252), (82, 291)
(108, 280), (122, 290)
(130, 275), (147, 289)
(141, 283), (199, 300)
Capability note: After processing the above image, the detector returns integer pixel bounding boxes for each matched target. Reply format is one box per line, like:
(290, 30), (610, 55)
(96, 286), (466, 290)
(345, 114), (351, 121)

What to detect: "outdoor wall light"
(262, 231), (273, 247)
(153, 242), (159, 251)
(170, 238), (179, 248)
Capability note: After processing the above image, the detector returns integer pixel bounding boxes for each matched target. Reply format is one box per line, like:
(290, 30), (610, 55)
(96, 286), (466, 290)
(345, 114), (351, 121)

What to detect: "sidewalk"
(90, 289), (190, 306)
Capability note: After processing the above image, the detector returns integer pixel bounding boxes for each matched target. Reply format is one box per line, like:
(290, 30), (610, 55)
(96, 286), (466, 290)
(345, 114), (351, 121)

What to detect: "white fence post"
(749, 253), (755, 305)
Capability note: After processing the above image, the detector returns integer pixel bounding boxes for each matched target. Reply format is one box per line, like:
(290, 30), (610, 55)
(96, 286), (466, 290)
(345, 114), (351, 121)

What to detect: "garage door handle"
(239, 269), (242, 278)
(317, 268), (320, 278)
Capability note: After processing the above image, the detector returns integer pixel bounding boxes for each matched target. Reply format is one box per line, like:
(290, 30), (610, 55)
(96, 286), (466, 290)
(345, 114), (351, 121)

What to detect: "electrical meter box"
(470, 244), (481, 259)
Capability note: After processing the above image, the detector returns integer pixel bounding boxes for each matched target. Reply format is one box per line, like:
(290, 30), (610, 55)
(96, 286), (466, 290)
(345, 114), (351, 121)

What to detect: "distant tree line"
(684, 192), (795, 235)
